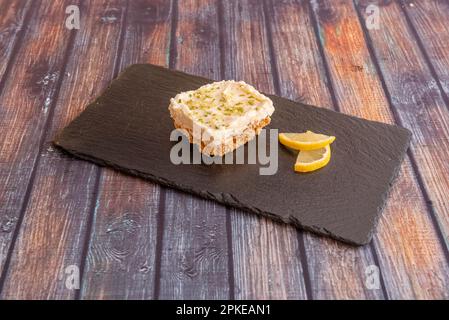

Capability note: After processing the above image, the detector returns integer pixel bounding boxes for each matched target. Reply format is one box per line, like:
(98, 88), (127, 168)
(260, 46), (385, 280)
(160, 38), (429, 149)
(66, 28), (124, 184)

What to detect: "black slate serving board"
(54, 64), (411, 245)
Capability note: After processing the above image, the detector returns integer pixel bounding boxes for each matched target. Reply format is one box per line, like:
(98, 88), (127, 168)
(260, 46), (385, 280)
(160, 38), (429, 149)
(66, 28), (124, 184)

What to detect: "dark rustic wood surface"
(0, 0), (447, 299)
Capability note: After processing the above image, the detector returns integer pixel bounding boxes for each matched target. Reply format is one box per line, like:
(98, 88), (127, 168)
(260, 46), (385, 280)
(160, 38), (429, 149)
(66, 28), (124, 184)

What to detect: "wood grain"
(158, 0), (230, 300)
(222, 0), (308, 299)
(0, 0), (79, 291)
(160, 193), (229, 299)
(81, 171), (161, 300)
(400, 0), (449, 251)
(0, 0), (32, 83)
(0, 0), (126, 299)
(80, 0), (172, 299)
(312, 0), (449, 299)
(266, 0), (383, 299)
(355, 0), (449, 298)
(402, 0), (449, 101)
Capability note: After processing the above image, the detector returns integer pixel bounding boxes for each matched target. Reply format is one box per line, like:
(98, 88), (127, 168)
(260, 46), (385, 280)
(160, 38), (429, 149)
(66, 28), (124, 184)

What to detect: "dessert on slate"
(169, 80), (275, 156)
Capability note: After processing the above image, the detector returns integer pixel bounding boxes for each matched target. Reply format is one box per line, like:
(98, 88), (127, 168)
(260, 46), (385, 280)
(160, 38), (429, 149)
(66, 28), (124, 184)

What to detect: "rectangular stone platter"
(53, 64), (411, 245)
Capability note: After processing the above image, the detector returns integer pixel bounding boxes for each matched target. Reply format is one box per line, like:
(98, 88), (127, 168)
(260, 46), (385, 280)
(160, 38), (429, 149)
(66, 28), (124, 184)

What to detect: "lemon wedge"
(294, 145), (331, 172)
(279, 131), (335, 151)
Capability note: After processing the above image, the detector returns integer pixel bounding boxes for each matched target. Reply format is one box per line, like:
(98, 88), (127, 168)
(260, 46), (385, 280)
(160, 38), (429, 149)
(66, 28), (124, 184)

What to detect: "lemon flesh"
(279, 131), (335, 151)
(294, 145), (331, 172)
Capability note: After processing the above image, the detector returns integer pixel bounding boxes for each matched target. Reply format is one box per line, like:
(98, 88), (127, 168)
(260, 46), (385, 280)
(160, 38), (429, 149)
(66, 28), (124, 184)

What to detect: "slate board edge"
(126, 64), (413, 137)
(363, 131), (412, 245)
(52, 143), (362, 245)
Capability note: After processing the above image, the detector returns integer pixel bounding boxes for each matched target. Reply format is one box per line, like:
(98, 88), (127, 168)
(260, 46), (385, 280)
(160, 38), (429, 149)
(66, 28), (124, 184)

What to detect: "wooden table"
(0, 0), (448, 300)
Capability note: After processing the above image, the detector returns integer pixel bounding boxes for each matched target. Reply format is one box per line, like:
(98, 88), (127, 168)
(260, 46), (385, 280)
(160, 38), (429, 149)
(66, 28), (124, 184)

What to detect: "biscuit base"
(173, 116), (271, 156)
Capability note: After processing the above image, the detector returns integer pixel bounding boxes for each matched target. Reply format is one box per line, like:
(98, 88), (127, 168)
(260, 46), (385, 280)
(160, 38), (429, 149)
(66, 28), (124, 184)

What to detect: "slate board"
(54, 64), (411, 245)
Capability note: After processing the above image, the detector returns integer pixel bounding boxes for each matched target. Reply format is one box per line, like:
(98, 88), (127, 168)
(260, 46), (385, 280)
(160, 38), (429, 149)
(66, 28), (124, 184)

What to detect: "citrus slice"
(294, 145), (331, 172)
(279, 131), (335, 151)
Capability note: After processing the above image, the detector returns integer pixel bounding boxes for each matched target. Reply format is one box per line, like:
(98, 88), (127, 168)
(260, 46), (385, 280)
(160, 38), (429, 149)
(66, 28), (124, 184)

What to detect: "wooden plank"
(222, 0), (308, 299)
(401, 0), (449, 101)
(0, 0), (32, 82)
(400, 0), (449, 250)
(266, 0), (383, 299)
(160, 194), (230, 299)
(354, 0), (449, 298)
(157, 0), (230, 299)
(312, 0), (449, 299)
(81, 172), (161, 300)
(0, 0), (80, 290)
(80, 0), (172, 299)
(0, 0), (33, 271)
(0, 0), (127, 299)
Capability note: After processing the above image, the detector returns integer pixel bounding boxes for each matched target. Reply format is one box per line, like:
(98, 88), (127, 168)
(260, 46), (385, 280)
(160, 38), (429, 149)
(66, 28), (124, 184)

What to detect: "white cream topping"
(169, 80), (274, 145)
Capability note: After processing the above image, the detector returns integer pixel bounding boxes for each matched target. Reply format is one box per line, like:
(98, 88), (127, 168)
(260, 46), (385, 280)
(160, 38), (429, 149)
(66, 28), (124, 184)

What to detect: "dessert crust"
(173, 116), (271, 156)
